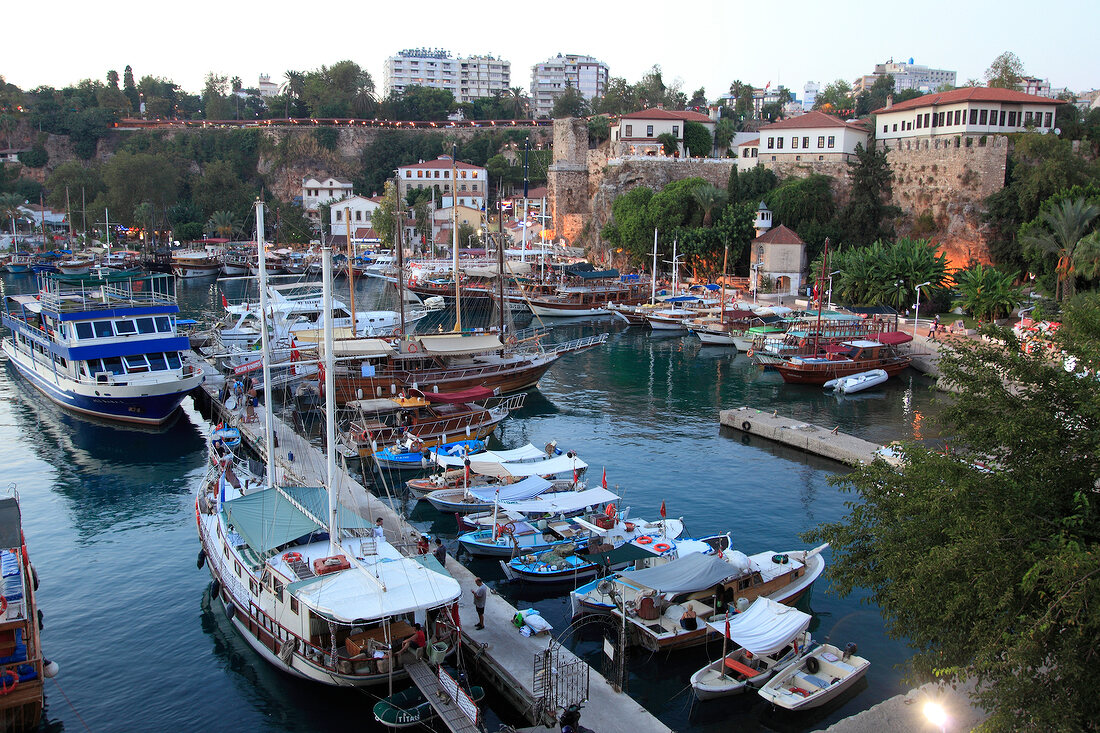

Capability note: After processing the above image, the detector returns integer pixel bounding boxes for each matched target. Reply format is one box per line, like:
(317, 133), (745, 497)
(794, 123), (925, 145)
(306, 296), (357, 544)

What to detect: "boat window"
(102, 357), (125, 375)
(59, 323), (69, 339)
(93, 321), (113, 338)
(124, 355), (150, 372)
(75, 322), (94, 340)
(147, 353), (168, 371)
(274, 580), (284, 602)
(154, 316), (171, 332)
(114, 320), (137, 335)
(136, 317), (156, 334)
(166, 353), (182, 370)
(290, 597), (299, 615)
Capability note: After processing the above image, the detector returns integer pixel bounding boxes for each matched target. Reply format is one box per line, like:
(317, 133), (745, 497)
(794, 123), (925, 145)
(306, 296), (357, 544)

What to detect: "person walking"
(472, 577), (488, 630)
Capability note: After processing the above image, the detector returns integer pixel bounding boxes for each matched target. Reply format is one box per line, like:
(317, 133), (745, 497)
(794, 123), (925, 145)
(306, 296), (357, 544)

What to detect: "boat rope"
(48, 675), (92, 732)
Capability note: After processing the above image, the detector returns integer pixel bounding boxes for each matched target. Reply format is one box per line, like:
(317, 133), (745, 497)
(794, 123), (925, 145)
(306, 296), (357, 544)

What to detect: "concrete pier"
(719, 406), (899, 467)
(192, 379), (669, 732)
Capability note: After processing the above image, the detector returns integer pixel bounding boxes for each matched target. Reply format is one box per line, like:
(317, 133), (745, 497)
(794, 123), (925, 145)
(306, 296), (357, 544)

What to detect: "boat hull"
(2, 339), (203, 425)
(775, 358), (910, 385)
(173, 265), (221, 279)
(334, 360), (555, 405)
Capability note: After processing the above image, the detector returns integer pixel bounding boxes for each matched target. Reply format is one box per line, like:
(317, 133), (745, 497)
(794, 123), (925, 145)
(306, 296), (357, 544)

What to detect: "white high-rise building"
(530, 53), (609, 118)
(382, 49), (511, 103)
(803, 82), (820, 110)
(854, 59), (956, 94)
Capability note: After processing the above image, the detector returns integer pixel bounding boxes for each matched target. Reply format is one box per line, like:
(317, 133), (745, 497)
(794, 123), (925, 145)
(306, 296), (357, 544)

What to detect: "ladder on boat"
(403, 659), (481, 733)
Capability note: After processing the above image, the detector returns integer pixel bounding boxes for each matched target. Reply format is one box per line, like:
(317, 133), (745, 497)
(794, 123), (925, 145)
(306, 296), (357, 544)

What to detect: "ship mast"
(812, 238), (830, 356)
(255, 201), (277, 489)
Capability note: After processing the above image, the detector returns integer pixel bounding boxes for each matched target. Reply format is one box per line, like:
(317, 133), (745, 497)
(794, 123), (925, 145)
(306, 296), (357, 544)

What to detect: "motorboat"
(823, 368), (889, 394)
(774, 338), (911, 384)
(569, 544), (828, 652)
(373, 438), (485, 472)
(690, 597), (812, 700)
(757, 642), (870, 710)
(423, 451), (589, 513)
(373, 676), (484, 728)
(172, 250), (221, 278)
(404, 442), (551, 499)
(458, 512), (682, 559)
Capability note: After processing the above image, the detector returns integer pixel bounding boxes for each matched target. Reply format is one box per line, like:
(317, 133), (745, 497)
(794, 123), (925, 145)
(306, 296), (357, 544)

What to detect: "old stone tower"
(547, 118), (591, 245)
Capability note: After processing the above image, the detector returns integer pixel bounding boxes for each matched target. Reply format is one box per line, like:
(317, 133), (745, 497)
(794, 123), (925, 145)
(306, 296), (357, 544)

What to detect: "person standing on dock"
(473, 577), (487, 630)
(433, 538), (447, 566)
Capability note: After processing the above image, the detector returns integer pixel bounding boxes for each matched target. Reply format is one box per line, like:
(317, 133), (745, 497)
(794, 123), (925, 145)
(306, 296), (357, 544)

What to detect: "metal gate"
(532, 641), (590, 725)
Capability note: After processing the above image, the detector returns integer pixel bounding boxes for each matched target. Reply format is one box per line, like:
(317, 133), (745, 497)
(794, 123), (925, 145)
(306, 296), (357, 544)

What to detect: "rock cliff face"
(885, 136), (1008, 267)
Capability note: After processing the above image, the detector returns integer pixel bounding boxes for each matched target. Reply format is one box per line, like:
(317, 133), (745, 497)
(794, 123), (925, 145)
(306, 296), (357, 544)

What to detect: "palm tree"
(1072, 230), (1100, 282)
(0, 193), (24, 237)
(691, 183), (728, 227)
(205, 211), (243, 240)
(1021, 197), (1100, 302)
(955, 264), (1022, 322)
(508, 87), (527, 119)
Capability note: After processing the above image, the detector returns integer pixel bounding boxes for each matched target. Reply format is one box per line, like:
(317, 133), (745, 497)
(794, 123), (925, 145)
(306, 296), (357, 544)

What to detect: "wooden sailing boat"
(195, 201), (461, 687)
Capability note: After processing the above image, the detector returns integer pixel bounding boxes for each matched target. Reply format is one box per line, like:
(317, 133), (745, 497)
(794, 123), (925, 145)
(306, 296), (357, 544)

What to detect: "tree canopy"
(985, 51), (1026, 90)
(805, 293), (1100, 731)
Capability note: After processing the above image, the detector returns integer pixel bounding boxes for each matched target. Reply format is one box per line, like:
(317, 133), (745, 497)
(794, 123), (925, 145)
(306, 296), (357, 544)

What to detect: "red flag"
(725, 614), (731, 639)
(290, 339), (300, 362)
(573, 468), (578, 485)
(221, 293), (229, 309)
(659, 501), (666, 518)
(601, 467), (607, 490)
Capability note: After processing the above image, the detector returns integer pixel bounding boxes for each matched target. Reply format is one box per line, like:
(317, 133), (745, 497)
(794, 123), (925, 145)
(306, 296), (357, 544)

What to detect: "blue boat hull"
(5, 355), (195, 425)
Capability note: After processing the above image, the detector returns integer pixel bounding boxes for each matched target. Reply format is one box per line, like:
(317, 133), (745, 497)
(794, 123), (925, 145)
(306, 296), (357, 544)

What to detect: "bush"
(17, 145), (48, 168)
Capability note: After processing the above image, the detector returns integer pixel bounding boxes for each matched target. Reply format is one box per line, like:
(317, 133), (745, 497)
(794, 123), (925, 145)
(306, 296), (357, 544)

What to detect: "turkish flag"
(659, 501), (666, 518)
(601, 468), (607, 489)
(221, 293), (229, 309)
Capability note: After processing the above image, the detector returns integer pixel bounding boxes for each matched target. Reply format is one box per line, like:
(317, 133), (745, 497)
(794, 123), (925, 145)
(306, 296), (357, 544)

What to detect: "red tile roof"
(738, 138), (760, 147)
(759, 111), (868, 132)
(621, 108), (713, 123)
(755, 224), (804, 245)
(400, 155), (485, 171)
(873, 86), (1064, 114)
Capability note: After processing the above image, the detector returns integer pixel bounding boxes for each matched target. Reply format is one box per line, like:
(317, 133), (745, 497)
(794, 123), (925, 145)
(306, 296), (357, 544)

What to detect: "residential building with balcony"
(873, 87), (1063, 149)
(610, 108), (717, 157)
(530, 53), (609, 118)
(302, 176), (354, 222)
(383, 49), (510, 103)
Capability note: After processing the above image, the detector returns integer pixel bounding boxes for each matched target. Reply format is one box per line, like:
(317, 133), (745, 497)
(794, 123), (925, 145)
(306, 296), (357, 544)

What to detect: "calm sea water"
(0, 273), (947, 732)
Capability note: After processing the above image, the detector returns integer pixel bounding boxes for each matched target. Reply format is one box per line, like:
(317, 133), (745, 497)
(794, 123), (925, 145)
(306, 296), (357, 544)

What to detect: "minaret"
(753, 201), (772, 239)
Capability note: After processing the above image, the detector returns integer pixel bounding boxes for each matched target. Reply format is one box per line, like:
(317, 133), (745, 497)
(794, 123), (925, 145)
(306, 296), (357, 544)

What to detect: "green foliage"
(691, 183), (727, 227)
(823, 238), (950, 309)
(587, 116), (611, 144)
(381, 85), (455, 121)
(551, 84), (589, 118)
(191, 160), (253, 221)
(299, 60), (376, 118)
(865, 74), (896, 113)
(95, 151), (178, 225)
(683, 121), (712, 157)
(728, 165), (778, 206)
(765, 174), (835, 244)
(205, 210), (243, 239)
(313, 127), (339, 151)
(656, 133), (678, 156)
(0, 193), (24, 233)
(371, 181), (398, 249)
(590, 66), (685, 115)
(17, 145), (47, 168)
(805, 297), (1100, 730)
(813, 79), (853, 113)
(985, 51), (1026, 89)
(175, 221), (204, 241)
(954, 264), (1023, 320)
(1019, 196), (1100, 301)
(714, 118), (736, 151)
(843, 142), (899, 244)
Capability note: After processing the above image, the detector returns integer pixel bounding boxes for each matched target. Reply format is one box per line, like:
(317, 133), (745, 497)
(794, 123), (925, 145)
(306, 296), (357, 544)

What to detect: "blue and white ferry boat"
(1, 272), (204, 424)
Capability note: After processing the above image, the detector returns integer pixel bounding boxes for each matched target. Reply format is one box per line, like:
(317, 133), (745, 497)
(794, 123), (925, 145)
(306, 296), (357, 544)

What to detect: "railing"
(543, 333), (609, 355)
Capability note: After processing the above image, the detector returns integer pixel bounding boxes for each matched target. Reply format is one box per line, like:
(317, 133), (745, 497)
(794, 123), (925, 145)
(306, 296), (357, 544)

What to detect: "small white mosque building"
(750, 202), (807, 297)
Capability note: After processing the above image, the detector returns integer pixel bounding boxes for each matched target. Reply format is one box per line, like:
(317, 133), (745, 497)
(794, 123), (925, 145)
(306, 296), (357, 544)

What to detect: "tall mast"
(497, 187), (505, 340)
(395, 174), (406, 337)
(255, 200), (277, 489)
(322, 235), (338, 545)
(65, 188), (72, 246)
(721, 242), (729, 325)
(451, 145), (462, 332)
(813, 238), (830, 355)
(520, 137), (529, 261)
(650, 228), (658, 304)
(345, 206), (355, 336)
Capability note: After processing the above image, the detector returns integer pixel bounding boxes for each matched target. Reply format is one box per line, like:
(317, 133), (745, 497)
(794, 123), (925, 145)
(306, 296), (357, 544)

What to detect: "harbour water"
(0, 273), (946, 732)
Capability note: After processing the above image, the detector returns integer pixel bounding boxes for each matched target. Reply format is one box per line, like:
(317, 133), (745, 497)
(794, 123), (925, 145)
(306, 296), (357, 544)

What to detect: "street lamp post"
(913, 281), (931, 338)
(827, 270), (841, 310)
(751, 264), (761, 305)
(894, 279), (905, 329)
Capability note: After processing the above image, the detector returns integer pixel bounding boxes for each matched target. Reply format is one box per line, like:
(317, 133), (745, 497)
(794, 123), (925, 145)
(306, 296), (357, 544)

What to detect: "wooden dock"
(719, 406), (902, 467)
(403, 660), (480, 733)
(191, 375), (669, 732)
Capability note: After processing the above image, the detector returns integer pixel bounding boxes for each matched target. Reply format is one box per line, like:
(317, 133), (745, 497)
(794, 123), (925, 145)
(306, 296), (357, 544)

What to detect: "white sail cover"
(471, 453), (588, 478)
(613, 552), (738, 594)
(705, 597), (812, 656)
(473, 487), (619, 515)
(432, 443), (547, 468)
(467, 476), (553, 502)
(290, 557), (461, 622)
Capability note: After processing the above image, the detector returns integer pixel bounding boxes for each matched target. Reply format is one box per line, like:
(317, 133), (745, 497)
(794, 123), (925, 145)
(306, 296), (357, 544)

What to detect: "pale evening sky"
(5, 0), (1097, 100)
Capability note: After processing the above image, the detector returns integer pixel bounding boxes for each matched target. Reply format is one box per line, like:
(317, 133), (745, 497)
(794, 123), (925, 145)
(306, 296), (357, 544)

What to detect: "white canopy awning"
(471, 453), (588, 478)
(482, 487), (618, 515)
(321, 338), (395, 357)
(705, 597), (812, 656)
(416, 334), (502, 355)
(467, 475), (553, 502)
(432, 443), (547, 469)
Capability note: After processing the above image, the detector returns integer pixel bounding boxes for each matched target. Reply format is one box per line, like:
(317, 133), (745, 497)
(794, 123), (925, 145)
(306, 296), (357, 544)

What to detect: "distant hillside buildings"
(529, 53), (609, 118)
(853, 59), (957, 94)
(382, 49), (511, 103)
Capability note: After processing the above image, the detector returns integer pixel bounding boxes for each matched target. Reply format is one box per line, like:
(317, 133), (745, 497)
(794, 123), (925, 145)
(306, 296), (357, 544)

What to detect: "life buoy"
(604, 504), (616, 519)
(637, 536), (653, 545)
(746, 348), (754, 358)
(391, 327), (401, 336)
(408, 344), (418, 353)
(742, 421), (751, 432)
(282, 552), (302, 564)
(0, 670), (17, 695)
(653, 543), (672, 553)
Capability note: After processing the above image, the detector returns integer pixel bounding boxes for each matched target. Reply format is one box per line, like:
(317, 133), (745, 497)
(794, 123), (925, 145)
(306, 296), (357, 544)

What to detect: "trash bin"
(427, 641), (448, 664)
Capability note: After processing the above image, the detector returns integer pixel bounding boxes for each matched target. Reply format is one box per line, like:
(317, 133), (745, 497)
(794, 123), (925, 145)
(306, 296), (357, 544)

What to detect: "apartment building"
(530, 53), (609, 118)
(382, 49), (511, 103)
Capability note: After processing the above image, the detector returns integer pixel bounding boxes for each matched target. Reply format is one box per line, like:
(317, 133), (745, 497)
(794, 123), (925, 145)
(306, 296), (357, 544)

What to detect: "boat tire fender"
(197, 549), (206, 569)
(742, 421), (751, 432)
(210, 579), (221, 599)
(30, 563), (38, 592)
(806, 656), (820, 674)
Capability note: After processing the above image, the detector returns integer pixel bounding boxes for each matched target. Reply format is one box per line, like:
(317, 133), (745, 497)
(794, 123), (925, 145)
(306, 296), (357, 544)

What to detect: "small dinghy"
(823, 369), (888, 394)
(690, 597), (812, 700)
(211, 424), (241, 448)
(373, 682), (484, 728)
(374, 439), (485, 472)
(757, 641), (870, 710)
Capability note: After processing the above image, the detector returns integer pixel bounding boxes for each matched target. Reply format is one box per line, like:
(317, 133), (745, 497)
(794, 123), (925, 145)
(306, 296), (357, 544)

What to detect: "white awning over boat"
(467, 475), (553, 502)
(289, 558), (461, 622)
(432, 443), (547, 468)
(612, 552), (738, 594)
(416, 334), (502, 355)
(479, 487), (618, 515)
(705, 597), (812, 656)
(471, 453), (588, 478)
